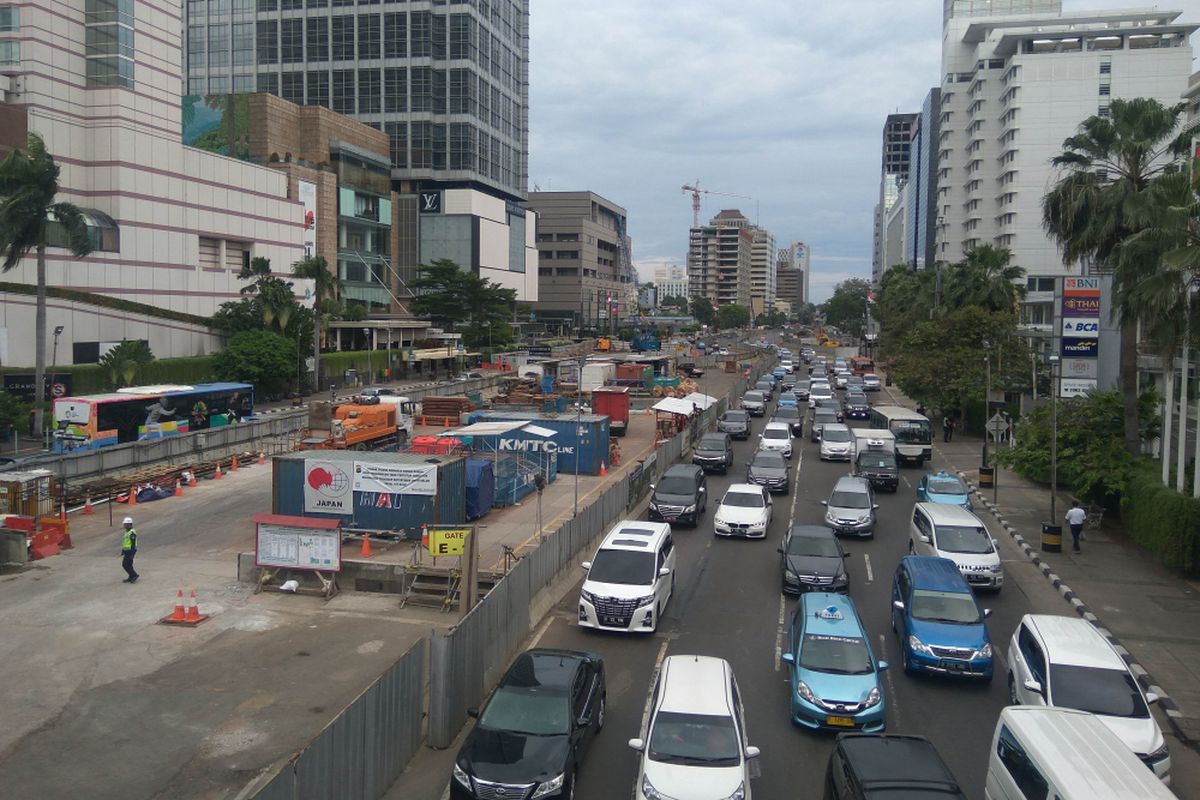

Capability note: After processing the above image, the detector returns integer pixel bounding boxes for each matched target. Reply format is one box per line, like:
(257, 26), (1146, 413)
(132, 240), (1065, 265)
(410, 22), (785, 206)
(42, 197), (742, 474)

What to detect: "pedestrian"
(942, 414), (954, 443)
(916, 402), (926, 417)
(1065, 501), (1086, 553)
(120, 516), (139, 583)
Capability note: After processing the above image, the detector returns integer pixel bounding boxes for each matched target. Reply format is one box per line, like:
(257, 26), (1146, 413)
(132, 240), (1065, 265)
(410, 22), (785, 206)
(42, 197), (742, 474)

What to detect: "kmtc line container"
(272, 450), (465, 535)
(465, 411), (610, 475)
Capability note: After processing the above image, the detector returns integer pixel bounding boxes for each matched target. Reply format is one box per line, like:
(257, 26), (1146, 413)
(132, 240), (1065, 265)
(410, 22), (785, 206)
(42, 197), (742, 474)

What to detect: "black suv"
(649, 464), (707, 526)
(772, 406), (804, 437)
(452, 648), (606, 800)
(693, 432), (733, 473)
(717, 409), (751, 440)
(853, 447), (899, 492)
(824, 733), (965, 800)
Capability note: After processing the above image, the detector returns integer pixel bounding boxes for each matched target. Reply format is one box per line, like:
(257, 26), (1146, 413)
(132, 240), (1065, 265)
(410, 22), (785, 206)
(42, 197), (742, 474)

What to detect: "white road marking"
(640, 639), (671, 730)
(863, 553), (874, 583)
(774, 593), (787, 672)
(902, 476), (912, 489)
(528, 611), (557, 649)
(787, 443), (805, 529)
(993, 645), (1007, 673)
(880, 633), (901, 729)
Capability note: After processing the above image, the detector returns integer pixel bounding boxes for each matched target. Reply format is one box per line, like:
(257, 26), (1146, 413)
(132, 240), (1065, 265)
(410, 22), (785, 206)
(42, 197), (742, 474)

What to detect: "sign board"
(351, 461), (438, 496)
(4, 374), (73, 403)
(1061, 277), (1101, 359)
(1061, 318), (1099, 336)
(298, 180), (317, 257)
(303, 459), (353, 513)
(1064, 277), (1099, 292)
(986, 413), (1011, 436)
(427, 527), (470, 556)
(419, 190), (442, 213)
(1061, 338), (1098, 358)
(1061, 378), (1098, 398)
(255, 520), (341, 572)
(1063, 358), (1098, 380)
(1061, 295), (1100, 316)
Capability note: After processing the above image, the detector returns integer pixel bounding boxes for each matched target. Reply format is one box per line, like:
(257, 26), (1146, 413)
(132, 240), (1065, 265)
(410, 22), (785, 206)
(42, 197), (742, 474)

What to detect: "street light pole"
(1050, 354), (1060, 522)
(362, 326), (372, 386)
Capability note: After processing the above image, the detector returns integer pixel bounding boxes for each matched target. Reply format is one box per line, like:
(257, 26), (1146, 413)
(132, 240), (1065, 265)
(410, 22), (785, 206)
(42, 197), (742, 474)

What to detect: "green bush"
(1122, 467), (1200, 576)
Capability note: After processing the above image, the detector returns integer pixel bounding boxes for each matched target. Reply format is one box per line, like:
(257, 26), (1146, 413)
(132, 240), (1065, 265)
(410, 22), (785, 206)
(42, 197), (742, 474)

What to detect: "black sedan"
(844, 393), (871, 420)
(452, 648), (605, 799)
(778, 525), (850, 595)
(810, 408), (840, 442)
(771, 406), (804, 437)
(746, 449), (790, 494)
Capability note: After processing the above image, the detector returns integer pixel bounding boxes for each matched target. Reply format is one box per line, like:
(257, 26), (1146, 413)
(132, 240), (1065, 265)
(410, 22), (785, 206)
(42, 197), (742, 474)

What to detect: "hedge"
(0, 355), (217, 394)
(1121, 466), (1200, 577)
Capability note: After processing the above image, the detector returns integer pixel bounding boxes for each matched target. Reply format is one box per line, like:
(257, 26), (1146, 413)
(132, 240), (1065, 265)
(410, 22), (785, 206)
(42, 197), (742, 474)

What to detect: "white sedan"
(714, 484), (773, 539)
(758, 421), (794, 459)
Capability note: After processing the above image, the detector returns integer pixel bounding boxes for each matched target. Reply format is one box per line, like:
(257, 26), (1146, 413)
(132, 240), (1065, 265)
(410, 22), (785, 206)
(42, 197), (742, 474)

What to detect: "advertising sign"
(426, 527), (470, 556)
(352, 461), (438, 496)
(298, 180), (317, 257)
(1062, 338), (1099, 357)
(1061, 277), (1101, 359)
(1063, 358), (1098, 380)
(1062, 317), (1100, 336)
(3, 374), (73, 403)
(1061, 378), (1098, 399)
(1061, 295), (1100, 316)
(1064, 277), (1100, 292)
(303, 459), (353, 513)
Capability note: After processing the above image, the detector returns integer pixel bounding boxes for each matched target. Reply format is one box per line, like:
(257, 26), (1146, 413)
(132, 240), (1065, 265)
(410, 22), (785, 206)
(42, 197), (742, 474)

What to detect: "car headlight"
(864, 687), (882, 708)
(719, 783), (746, 800)
(796, 680), (819, 704)
(642, 775), (669, 800)
(452, 763), (470, 788)
(858, 513), (872, 523)
(990, 564), (1004, 574)
(977, 643), (993, 659)
(531, 772), (565, 799)
(580, 589), (596, 604)
(635, 595), (656, 608)
(908, 635), (934, 656)
(649, 501), (660, 512)
(825, 511), (836, 523)
(682, 504), (697, 513)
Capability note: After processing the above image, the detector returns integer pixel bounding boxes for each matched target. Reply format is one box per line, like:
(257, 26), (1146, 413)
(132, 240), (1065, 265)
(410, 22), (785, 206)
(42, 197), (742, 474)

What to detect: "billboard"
(298, 180), (317, 257)
(1061, 277), (1100, 360)
(181, 94), (250, 159)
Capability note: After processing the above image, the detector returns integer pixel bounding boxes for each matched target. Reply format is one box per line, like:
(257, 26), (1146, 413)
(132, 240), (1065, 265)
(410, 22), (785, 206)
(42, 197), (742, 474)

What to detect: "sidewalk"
(882, 380), (1200, 745)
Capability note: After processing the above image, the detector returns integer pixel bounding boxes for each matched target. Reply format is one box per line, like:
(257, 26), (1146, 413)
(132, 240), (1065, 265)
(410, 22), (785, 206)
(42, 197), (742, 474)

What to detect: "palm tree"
(0, 133), (94, 434)
(1043, 97), (1199, 455)
(944, 245), (1027, 313)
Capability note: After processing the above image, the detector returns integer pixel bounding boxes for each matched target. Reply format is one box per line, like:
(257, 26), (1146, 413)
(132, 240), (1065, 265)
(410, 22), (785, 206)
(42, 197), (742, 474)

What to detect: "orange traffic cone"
(360, 533), (373, 558)
(214, 462), (223, 480)
(165, 589), (186, 622)
(258, 451), (266, 465)
(188, 471), (197, 488)
(600, 462), (607, 477)
(83, 493), (94, 515)
(183, 589), (209, 624)
(128, 486), (137, 506)
(174, 479), (183, 497)
(59, 501), (67, 522)
(231, 455), (239, 472)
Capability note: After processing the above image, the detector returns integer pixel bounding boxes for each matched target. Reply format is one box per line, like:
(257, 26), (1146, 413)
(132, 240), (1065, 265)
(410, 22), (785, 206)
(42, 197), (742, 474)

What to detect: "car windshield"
(910, 589), (982, 624)
(935, 526), (993, 554)
(815, 413), (838, 425)
(1049, 665), (1150, 718)
(757, 382), (773, 390)
(744, 392), (764, 403)
(752, 451), (787, 469)
(648, 711), (741, 767)
(799, 634), (874, 675)
(587, 549), (654, 585)
(796, 381), (811, 390)
(723, 490), (764, 508)
(764, 428), (789, 440)
(722, 411), (748, 423)
(699, 435), (726, 449)
(823, 428), (852, 443)
(895, 420), (932, 445)
(787, 534), (840, 557)
(774, 408), (800, 421)
(830, 490), (870, 509)
(928, 478), (967, 495)
(858, 454), (896, 469)
(656, 476), (697, 495)
(478, 687), (570, 736)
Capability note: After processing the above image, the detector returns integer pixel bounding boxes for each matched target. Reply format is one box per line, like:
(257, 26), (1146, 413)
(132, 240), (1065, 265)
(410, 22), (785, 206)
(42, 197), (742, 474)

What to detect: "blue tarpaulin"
(465, 458), (496, 520)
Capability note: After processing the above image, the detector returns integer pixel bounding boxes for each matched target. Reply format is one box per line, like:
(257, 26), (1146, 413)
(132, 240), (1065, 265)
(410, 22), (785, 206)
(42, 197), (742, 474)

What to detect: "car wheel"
(1008, 673), (1020, 706)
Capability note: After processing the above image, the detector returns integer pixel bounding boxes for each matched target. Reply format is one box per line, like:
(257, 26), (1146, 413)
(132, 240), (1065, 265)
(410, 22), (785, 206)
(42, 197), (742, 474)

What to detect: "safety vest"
(122, 527), (137, 551)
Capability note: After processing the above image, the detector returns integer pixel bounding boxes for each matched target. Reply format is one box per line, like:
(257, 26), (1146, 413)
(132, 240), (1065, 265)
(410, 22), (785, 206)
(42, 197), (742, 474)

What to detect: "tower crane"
(681, 182), (756, 228)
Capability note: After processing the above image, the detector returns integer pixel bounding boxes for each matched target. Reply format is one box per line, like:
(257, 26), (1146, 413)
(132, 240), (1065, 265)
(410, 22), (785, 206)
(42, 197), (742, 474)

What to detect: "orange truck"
(298, 402), (399, 450)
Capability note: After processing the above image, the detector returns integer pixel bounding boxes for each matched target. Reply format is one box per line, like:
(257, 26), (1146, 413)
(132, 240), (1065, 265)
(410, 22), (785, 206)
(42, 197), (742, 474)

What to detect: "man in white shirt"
(1064, 501), (1087, 552)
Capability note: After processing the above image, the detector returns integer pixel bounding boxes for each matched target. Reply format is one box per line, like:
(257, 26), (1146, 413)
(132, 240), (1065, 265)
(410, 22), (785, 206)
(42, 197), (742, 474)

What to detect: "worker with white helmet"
(120, 516), (139, 584)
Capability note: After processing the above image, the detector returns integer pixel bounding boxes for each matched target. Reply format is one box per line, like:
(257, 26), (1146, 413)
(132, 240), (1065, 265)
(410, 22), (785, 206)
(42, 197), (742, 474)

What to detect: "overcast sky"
(528, 1), (1200, 303)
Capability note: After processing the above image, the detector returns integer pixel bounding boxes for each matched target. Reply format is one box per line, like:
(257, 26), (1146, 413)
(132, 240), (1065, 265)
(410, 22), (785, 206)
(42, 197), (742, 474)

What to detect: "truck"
(580, 362), (617, 394)
(852, 428), (898, 492)
(677, 362), (705, 379)
(591, 386), (631, 437)
(298, 401), (401, 451)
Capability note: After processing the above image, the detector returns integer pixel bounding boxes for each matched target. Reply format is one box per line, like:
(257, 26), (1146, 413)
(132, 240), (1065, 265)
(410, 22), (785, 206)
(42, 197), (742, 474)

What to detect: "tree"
(822, 279), (871, 337)
(660, 295), (689, 311)
(213, 330), (298, 397)
(98, 340), (155, 388)
(690, 296), (715, 325)
(411, 258), (517, 350)
(717, 303), (751, 329)
(0, 133), (94, 433)
(943, 245), (1027, 313)
(1043, 97), (1199, 455)
(0, 390), (30, 436)
(755, 309), (788, 328)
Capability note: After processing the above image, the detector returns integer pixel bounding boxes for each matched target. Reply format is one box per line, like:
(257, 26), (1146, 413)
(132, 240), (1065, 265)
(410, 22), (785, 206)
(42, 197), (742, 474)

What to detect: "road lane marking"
(863, 553), (874, 583)
(902, 476), (912, 489)
(638, 639), (672, 736)
(880, 633), (901, 729)
(528, 611), (557, 649)
(774, 593), (787, 672)
(993, 645), (1007, 673)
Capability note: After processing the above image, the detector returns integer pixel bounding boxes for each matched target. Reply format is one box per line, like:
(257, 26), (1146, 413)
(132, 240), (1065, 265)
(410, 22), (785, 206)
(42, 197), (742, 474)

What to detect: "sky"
(528, 0), (1200, 303)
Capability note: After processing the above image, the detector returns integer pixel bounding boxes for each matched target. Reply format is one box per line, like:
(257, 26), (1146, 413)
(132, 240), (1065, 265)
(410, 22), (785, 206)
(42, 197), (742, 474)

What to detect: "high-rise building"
(872, 113), (918, 283)
(687, 210), (753, 309)
(653, 264), (689, 302)
(775, 257), (801, 315)
(523, 191), (633, 332)
(776, 241), (810, 307)
(183, 0), (538, 304)
(749, 227), (777, 316)
(903, 89), (940, 271)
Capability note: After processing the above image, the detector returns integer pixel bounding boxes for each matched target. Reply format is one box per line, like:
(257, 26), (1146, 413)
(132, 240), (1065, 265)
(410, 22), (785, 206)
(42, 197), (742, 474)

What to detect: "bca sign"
(1062, 318), (1099, 335)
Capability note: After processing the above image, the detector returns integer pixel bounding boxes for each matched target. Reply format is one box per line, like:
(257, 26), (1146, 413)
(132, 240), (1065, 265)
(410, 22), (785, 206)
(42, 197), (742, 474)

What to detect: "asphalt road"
(524, 372), (1067, 799)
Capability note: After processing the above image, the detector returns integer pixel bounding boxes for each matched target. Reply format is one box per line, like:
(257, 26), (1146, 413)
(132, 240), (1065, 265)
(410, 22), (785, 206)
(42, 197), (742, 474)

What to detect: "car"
(755, 379), (775, 399)
(451, 648), (605, 800)
(823, 476), (877, 537)
(844, 394), (871, 420)
(677, 363), (705, 378)
(779, 525), (849, 595)
(758, 421), (794, 459)
(778, 390), (798, 409)
(909, 503), (1003, 591)
(862, 374), (882, 392)
(359, 387), (399, 397)
(742, 391), (766, 417)
(853, 447), (899, 493)
(648, 464), (707, 527)
(714, 483), (773, 539)
(772, 368), (787, 383)
(1007, 614), (1170, 780)
(782, 593), (887, 732)
(455, 371), (485, 381)
(780, 377), (796, 393)
(629, 655), (760, 800)
(825, 734), (967, 800)
(833, 358), (848, 371)
(693, 432), (734, 474)
(772, 406), (804, 437)
(809, 382), (835, 409)
(916, 470), (973, 509)
(813, 396), (845, 422)
(579, 521), (675, 633)
(810, 408), (840, 442)
(793, 379), (811, 401)
(890, 555), (994, 681)
(717, 409), (751, 440)
(834, 371), (852, 389)
(781, 359), (796, 374)
(819, 423), (855, 461)
(747, 449), (790, 494)
(845, 374), (865, 392)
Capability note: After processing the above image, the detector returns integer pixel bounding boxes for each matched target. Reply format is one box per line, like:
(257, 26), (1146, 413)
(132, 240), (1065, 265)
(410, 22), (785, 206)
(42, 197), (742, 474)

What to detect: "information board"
(256, 522), (342, 572)
(427, 527), (471, 556)
(352, 461), (438, 496)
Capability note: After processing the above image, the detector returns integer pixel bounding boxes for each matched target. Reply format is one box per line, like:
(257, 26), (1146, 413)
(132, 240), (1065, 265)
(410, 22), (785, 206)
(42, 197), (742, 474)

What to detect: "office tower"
(872, 113), (918, 283)
(749, 227), (777, 316)
(688, 210), (753, 309)
(904, 89), (940, 270)
(653, 265), (689, 302)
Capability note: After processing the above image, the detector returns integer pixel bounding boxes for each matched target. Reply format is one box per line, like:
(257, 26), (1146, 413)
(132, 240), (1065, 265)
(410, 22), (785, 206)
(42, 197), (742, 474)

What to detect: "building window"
(411, 66), (432, 111)
(0, 39), (19, 66)
(207, 23), (229, 67)
(85, 0), (134, 88)
(450, 122), (475, 170)
(358, 68), (380, 113)
(449, 13), (472, 59)
(282, 70), (304, 103)
(256, 0), (277, 9)
(256, 20), (278, 64)
(257, 72), (278, 94)
(411, 10), (431, 57)
(232, 22), (253, 66)
(281, 19), (303, 63)
(333, 69), (355, 113)
(306, 17), (328, 61)
(307, 70), (329, 107)
(1099, 83), (1110, 96)
(384, 121), (407, 167)
(384, 12), (406, 58)
(357, 13), (380, 59)
(0, 7), (18, 31)
(384, 67), (407, 112)
(412, 121), (433, 168)
(280, 0), (300, 8)
(332, 15), (355, 61)
(432, 12), (446, 60)
(306, 0), (326, 7)
(1099, 60), (1111, 74)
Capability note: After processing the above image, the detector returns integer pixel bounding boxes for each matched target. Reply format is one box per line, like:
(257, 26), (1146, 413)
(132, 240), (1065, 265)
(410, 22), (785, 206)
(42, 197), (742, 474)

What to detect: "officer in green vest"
(120, 516), (139, 583)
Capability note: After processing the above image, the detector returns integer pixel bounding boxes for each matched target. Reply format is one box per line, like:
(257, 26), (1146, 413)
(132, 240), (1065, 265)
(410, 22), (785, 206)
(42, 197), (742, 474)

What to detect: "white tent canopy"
(652, 397), (700, 416)
(682, 392), (718, 410)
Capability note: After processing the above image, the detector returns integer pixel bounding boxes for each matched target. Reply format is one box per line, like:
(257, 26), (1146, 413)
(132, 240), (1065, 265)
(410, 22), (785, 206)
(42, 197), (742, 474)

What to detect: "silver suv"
(742, 391), (766, 417)
(823, 476), (878, 538)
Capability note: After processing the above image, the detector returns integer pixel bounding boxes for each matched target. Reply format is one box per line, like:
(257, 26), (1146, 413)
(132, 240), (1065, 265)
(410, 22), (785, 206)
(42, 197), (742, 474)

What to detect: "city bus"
(850, 356), (875, 376)
(53, 383), (254, 452)
(867, 405), (932, 466)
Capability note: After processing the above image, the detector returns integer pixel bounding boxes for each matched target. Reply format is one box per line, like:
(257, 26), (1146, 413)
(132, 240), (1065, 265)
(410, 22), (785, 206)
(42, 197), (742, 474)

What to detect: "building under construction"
(687, 209), (753, 309)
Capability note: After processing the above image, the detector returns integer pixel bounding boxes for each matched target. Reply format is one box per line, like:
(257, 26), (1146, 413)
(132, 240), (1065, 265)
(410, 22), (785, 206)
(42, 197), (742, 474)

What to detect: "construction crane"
(681, 181), (756, 228)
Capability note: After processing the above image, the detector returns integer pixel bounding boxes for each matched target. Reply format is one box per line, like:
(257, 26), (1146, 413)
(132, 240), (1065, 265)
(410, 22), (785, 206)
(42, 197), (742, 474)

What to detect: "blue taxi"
(778, 392), (799, 409)
(781, 593), (887, 732)
(916, 470), (973, 510)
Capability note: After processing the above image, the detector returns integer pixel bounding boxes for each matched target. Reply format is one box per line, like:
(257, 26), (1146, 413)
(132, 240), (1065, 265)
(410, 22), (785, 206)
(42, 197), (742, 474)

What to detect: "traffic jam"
(447, 340), (1175, 800)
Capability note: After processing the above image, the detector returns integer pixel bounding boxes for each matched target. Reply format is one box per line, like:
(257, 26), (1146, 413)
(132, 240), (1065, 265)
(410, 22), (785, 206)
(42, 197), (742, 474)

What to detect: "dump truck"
(592, 386), (631, 437)
(298, 402), (400, 451)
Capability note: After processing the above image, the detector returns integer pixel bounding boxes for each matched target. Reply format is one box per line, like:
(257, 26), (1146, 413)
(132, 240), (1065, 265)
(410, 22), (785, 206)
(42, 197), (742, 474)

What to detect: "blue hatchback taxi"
(891, 556), (993, 681)
(916, 470), (973, 510)
(782, 592), (887, 732)
(778, 393), (799, 409)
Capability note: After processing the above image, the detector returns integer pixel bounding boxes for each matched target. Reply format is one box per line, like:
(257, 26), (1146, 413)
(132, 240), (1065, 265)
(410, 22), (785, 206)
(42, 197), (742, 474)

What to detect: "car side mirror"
(745, 746), (761, 759)
(842, 551), (850, 557)
(1023, 678), (1043, 694)
(627, 738), (645, 752)
(467, 707), (479, 718)
(659, 566), (671, 577)
(1146, 691), (1160, 705)
(699, 486), (706, 493)
(581, 561), (592, 571)
(983, 608), (993, 618)
(878, 661), (889, 671)
(777, 547), (786, 555)
(920, 536), (931, 544)
(821, 500), (828, 506)
(648, 484), (655, 492)
(873, 504), (880, 510)
(892, 600), (905, 611)
(780, 652), (794, 664)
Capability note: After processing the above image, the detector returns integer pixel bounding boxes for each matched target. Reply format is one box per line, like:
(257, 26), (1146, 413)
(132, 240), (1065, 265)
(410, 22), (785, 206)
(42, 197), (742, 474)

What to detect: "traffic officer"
(120, 516), (139, 583)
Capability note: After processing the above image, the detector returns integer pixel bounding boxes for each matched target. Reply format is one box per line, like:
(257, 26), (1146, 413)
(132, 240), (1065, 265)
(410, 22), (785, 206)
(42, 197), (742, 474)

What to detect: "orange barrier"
(40, 517), (71, 550)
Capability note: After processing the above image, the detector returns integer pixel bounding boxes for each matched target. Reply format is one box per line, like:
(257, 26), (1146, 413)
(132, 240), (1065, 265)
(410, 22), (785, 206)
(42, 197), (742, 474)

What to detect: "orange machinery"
(298, 402), (398, 450)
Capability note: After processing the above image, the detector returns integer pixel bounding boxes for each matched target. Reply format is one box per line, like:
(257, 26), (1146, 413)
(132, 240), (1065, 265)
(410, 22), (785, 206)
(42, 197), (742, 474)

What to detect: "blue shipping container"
(272, 451), (466, 535)
(465, 458), (495, 520)
(468, 411), (610, 475)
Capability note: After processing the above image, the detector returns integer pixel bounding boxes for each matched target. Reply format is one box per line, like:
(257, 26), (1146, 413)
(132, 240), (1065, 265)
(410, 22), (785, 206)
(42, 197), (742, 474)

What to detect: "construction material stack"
(421, 395), (474, 425)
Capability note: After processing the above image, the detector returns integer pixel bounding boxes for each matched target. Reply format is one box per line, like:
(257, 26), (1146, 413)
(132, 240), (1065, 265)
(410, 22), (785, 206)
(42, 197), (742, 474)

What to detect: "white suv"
(1007, 614), (1170, 782)
(758, 421), (793, 459)
(579, 521), (676, 633)
(908, 503), (1003, 591)
(629, 655), (760, 800)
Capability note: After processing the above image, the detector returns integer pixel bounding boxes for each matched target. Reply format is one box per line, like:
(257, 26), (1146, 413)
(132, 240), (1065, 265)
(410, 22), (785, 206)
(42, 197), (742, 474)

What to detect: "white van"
(579, 521), (675, 633)
(909, 502), (1003, 591)
(985, 707), (1175, 799)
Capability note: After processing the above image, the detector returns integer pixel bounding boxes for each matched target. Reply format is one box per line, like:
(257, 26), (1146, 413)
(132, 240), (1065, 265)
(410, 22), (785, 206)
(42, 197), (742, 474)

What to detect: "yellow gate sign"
(427, 527), (470, 556)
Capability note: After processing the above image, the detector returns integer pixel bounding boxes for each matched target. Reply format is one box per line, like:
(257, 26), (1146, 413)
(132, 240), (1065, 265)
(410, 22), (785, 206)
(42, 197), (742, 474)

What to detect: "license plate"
(940, 660), (968, 672)
(826, 716), (855, 727)
(664, 516), (677, 523)
(601, 617), (624, 626)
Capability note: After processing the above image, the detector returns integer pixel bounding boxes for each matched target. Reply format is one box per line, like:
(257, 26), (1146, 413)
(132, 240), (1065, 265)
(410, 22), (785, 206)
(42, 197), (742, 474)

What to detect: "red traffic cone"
(230, 455), (239, 472)
(214, 462), (223, 480)
(258, 451), (266, 465)
(166, 589), (186, 622)
(83, 493), (94, 515)
(360, 534), (373, 558)
(59, 501), (67, 522)
(600, 462), (607, 477)
(188, 471), (197, 488)
(174, 479), (183, 497)
(183, 589), (209, 624)
(128, 486), (137, 506)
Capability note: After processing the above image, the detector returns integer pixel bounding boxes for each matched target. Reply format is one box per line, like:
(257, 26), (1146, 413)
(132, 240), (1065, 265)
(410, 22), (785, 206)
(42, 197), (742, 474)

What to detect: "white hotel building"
(0, 0), (304, 366)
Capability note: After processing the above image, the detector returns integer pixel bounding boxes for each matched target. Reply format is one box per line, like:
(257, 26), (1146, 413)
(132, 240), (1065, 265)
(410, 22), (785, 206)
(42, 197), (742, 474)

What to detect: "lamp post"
(50, 325), (64, 395)
(362, 326), (372, 386)
(982, 340), (992, 465)
(1043, 353), (1063, 552)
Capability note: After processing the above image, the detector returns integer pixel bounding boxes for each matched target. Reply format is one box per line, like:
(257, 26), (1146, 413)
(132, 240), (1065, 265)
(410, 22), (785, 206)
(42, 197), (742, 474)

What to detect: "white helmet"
(122, 517), (134, 525)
